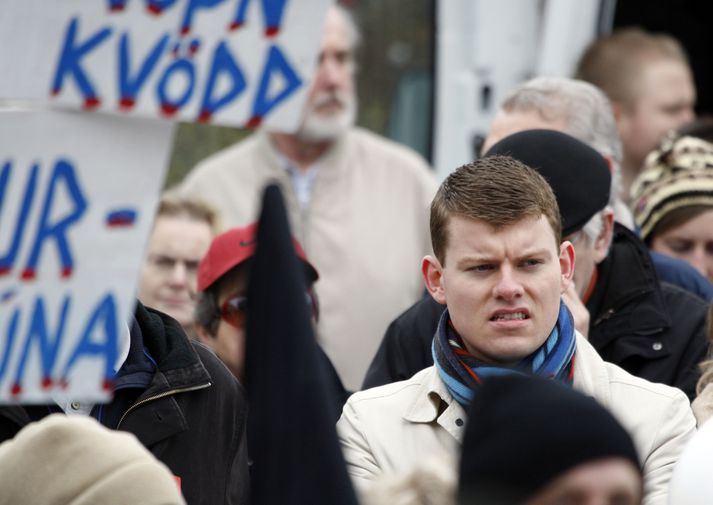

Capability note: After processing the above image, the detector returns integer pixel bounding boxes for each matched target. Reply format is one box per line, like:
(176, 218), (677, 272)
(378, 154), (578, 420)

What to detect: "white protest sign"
(0, 0), (331, 130)
(0, 108), (174, 403)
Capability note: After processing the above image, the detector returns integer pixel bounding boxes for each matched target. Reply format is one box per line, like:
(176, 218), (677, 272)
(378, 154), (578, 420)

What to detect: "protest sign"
(0, 108), (174, 403)
(0, 0), (330, 130)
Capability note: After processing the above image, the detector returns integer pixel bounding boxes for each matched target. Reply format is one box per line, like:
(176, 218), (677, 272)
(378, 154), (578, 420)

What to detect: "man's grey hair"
(578, 207), (614, 255)
(500, 77), (623, 209)
(333, 4), (361, 50)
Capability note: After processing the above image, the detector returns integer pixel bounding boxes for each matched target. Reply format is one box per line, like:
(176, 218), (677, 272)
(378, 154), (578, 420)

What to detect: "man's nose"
(168, 261), (188, 286)
(492, 266), (524, 300)
(317, 56), (344, 88)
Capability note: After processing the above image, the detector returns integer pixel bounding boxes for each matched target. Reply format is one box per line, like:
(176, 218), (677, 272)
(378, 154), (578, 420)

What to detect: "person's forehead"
(446, 214), (557, 252)
(149, 215), (212, 252)
(483, 109), (568, 154)
(636, 59), (695, 102)
(495, 109), (567, 132)
(320, 8), (352, 53)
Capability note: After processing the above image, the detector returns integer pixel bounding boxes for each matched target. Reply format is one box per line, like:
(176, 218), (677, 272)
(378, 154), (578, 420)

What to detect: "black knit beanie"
(457, 375), (641, 505)
(485, 129), (612, 237)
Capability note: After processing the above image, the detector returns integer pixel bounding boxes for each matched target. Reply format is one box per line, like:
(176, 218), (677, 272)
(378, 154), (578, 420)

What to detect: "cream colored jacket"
(337, 333), (696, 505)
(179, 128), (438, 390)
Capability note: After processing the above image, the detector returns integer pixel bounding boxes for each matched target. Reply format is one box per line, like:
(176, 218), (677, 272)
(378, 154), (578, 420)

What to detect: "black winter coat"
(363, 225), (709, 400)
(0, 302), (250, 505)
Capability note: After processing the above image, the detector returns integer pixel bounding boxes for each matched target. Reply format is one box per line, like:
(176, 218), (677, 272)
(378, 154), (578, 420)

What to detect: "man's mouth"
(490, 311), (529, 321)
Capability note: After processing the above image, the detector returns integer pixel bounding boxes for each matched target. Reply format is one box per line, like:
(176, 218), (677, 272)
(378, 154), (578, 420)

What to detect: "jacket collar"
(402, 367), (468, 442)
(586, 223), (670, 351)
(402, 333), (601, 443)
(135, 302), (210, 386)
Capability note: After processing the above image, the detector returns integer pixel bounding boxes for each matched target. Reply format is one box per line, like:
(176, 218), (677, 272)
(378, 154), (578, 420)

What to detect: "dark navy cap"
(485, 129), (611, 236)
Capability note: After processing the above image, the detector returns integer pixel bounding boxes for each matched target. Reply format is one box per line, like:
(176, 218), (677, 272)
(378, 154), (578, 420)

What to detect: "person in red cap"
(193, 223), (349, 417)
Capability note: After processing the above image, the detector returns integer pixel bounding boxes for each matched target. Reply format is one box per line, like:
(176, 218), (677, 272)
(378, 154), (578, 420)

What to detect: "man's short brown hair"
(575, 27), (689, 110)
(430, 155), (561, 265)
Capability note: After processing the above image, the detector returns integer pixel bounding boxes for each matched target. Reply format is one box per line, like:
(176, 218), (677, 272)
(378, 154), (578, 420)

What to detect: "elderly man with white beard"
(179, 5), (437, 391)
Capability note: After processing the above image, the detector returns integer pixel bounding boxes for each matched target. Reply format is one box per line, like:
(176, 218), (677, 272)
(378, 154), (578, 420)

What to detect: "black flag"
(245, 184), (358, 505)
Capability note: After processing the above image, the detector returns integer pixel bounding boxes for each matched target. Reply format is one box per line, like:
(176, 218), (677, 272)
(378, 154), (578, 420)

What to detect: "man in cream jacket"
(337, 132), (696, 505)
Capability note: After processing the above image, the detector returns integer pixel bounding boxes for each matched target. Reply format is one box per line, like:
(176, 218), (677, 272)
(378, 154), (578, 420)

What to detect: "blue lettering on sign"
(156, 56), (196, 116)
(107, 0), (179, 14)
(22, 159), (89, 281)
(51, 0), (304, 123)
(198, 40), (246, 123)
(228, 0), (289, 36)
(119, 32), (171, 109)
(228, 0), (250, 30)
(12, 297), (70, 393)
(247, 44), (301, 127)
(50, 17), (112, 109)
(146, 0), (179, 15)
(61, 294), (119, 387)
(0, 161), (39, 276)
(108, 0), (129, 11)
(1, 293), (121, 396)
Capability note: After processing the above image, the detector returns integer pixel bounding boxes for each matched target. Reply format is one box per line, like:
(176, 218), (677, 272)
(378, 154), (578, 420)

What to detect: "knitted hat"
(0, 414), (185, 505)
(485, 129), (612, 236)
(197, 222), (318, 292)
(631, 134), (713, 241)
(458, 375), (641, 505)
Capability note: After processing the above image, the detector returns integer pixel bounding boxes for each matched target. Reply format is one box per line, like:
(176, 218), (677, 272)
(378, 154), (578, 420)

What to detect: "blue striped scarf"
(433, 301), (576, 407)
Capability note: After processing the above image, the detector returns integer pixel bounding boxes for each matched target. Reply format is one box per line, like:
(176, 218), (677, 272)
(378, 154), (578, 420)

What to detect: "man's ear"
(593, 208), (615, 264)
(559, 241), (576, 293)
(422, 255), (447, 304)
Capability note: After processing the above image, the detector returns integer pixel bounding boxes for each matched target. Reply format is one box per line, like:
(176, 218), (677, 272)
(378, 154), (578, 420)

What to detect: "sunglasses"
(219, 290), (318, 328)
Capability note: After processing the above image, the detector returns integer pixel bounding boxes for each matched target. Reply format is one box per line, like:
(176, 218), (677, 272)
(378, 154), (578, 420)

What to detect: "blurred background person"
(630, 134), (713, 283)
(194, 223), (349, 417)
(481, 76), (634, 230)
(137, 193), (216, 338)
(479, 76), (711, 302)
(576, 27), (696, 199)
(180, 5), (437, 390)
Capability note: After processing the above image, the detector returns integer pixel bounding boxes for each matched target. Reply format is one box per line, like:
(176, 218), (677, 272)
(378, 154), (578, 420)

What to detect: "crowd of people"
(3, 4), (713, 505)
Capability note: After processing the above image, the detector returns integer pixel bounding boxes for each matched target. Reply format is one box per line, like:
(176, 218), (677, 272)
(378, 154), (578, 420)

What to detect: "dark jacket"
(363, 225), (709, 400)
(650, 250), (713, 302)
(0, 302), (250, 505)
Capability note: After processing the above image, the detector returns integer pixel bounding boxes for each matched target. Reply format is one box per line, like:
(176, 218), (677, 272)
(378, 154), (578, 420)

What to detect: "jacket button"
(455, 418), (464, 427)
(652, 342), (663, 351)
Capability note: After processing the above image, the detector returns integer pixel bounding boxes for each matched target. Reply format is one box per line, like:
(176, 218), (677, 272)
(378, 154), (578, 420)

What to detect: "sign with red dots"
(0, 0), (331, 130)
(0, 108), (173, 403)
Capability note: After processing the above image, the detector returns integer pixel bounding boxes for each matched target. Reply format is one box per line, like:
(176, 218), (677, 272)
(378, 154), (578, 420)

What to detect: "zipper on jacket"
(593, 308), (616, 327)
(116, 382), (211, 429)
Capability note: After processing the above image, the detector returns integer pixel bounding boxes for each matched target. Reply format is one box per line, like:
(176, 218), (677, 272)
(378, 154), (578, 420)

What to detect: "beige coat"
(337, 333), (696, 505)
(179, 128), (438, 390)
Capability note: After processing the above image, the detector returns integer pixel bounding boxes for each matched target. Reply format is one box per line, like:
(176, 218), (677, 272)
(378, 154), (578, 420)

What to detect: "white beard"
(296, 90), (357, 142)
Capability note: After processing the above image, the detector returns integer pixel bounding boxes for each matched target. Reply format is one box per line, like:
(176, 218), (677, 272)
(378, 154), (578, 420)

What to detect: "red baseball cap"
(197, 223), (319, 292)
